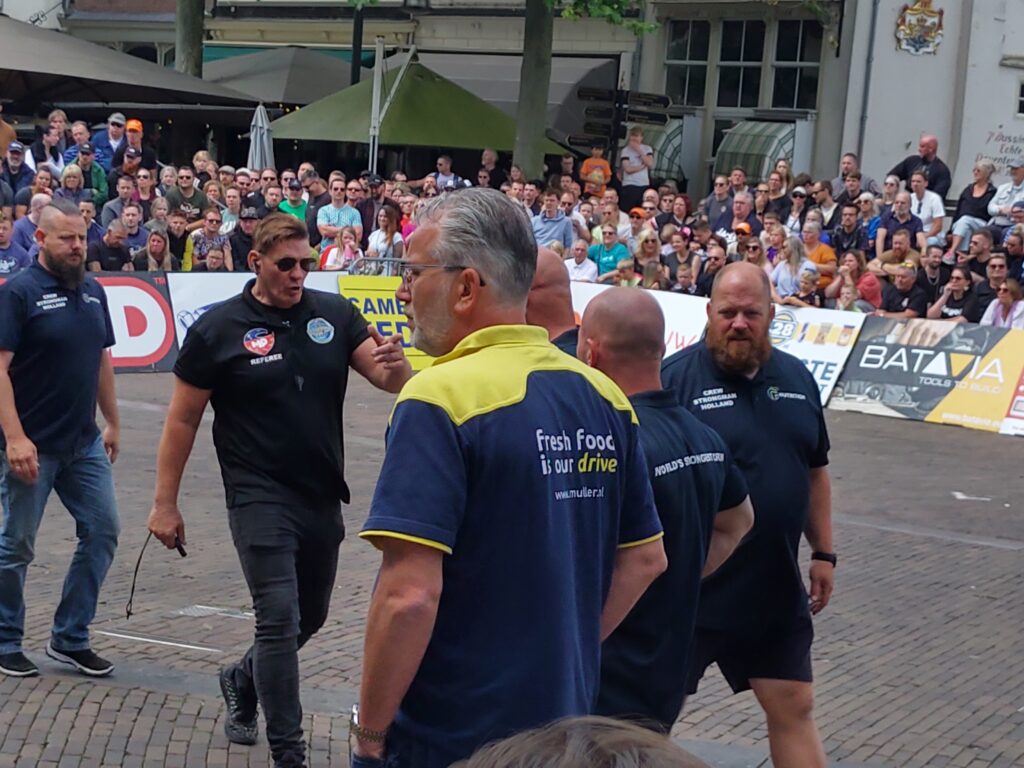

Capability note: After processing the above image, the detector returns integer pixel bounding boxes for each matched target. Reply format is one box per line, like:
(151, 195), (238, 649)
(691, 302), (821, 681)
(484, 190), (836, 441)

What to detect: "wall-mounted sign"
(896, 1), (945, 55)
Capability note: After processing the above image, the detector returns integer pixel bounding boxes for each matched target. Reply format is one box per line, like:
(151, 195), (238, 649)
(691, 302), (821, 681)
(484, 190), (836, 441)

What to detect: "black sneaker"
(0, 651), (39, 677)
(45, 643), (114, 677)
(219, 667), (258, 745)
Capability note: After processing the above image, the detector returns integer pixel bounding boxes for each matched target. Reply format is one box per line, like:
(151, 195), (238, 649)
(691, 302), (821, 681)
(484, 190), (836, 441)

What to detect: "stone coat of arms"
(896, 0), (944, 55)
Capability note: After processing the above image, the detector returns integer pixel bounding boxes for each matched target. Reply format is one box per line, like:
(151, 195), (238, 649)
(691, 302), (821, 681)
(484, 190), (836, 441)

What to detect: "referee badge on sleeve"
(307, 317), (335, 344)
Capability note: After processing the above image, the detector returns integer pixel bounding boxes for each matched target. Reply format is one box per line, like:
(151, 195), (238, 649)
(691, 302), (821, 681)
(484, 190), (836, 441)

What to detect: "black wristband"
(811, 551), (837, 566)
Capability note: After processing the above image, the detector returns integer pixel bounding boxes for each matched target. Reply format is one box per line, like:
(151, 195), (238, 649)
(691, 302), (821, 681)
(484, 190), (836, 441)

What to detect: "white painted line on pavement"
(835, 514), (1024, 551)
(96, 630), (222, 653)
(176, 604), (254, 620)
(951, 490), (992, 501)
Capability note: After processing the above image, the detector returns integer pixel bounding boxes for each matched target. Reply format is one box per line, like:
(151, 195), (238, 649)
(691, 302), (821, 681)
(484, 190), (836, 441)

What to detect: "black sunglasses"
(273, 256), (317, 272)
(792, 192), (806, 198)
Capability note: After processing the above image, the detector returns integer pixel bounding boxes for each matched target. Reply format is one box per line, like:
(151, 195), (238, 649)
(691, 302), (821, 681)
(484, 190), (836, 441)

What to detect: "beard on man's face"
(706, 320), (772, 376)
(43, 251), (86, 290)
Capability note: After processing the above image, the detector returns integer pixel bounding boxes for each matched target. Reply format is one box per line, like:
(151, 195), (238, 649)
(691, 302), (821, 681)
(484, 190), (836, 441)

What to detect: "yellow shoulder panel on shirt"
(392, 325), (637, 426)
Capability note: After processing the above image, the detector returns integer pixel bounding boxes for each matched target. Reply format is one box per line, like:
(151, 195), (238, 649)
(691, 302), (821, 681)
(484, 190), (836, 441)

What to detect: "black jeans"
(227, 501), (344, 766)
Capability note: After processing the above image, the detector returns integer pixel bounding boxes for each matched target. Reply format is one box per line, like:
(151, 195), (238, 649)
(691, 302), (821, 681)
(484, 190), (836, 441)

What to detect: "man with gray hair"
(713, 191), (761, 244)
(352, 187), (667, 768)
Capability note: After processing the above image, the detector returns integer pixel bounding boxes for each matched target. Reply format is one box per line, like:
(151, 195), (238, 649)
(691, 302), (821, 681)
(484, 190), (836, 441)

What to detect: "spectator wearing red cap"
(111, 119), (157, 171)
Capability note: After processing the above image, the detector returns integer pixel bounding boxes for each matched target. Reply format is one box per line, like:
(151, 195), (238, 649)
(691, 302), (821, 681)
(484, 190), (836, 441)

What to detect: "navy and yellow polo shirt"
(361, 324), (661, 763)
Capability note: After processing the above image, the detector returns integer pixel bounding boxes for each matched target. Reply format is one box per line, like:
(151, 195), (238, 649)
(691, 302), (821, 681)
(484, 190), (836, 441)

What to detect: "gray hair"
(30, 193), (52, 211)
(734, 191), (752, 206)
(802, 221), (822, 235)
(974, 158), (996, 179)
(415, 187), (537, 305)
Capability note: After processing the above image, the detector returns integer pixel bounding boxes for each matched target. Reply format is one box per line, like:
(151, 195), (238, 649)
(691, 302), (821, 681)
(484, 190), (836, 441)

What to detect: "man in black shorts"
(662, 262), (835, 768)
(147, 214), (412, 768)
(578, 287), (754, 732)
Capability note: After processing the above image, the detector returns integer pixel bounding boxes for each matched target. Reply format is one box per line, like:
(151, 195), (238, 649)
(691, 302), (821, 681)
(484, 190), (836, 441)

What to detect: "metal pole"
(351, 6), (364, 85)
(369, 37), (385, 174)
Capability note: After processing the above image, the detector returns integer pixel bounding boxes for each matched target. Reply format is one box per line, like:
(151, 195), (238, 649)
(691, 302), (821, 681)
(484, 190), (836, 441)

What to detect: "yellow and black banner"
(830, 318), (1024, 434)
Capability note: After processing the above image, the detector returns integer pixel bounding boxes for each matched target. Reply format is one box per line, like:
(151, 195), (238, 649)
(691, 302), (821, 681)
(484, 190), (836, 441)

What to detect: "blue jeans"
(0, 434), (119, 654)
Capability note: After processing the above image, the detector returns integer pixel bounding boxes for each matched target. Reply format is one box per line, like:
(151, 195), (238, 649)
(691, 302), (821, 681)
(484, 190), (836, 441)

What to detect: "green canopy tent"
(269, 60), (563, 154)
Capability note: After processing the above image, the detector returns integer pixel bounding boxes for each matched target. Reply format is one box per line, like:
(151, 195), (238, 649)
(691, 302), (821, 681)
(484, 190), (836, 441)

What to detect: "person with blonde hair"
(132, 227), (174, 272)
(948, 158), (997, 258)
(770, 236), (817, 300)
(56, 164), (89, 206)
(980, 278), (1024, 328)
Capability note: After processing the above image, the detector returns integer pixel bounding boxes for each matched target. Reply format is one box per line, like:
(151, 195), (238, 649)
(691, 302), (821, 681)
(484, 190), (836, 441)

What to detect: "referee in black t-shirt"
(577, 288), (754, 732)
(147, 214), (411, 768)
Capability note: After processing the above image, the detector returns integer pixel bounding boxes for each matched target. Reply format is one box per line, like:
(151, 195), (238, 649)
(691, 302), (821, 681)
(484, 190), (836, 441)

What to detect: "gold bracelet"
(350, 722), (389, 744)
(349, 704), (389, 744)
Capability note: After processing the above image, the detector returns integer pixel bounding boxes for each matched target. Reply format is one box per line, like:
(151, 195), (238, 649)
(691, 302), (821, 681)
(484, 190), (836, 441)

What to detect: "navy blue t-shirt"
(597, 389), (748, 728)
(0, 262), (115, 454)
(361, 325), (661, 764)
(0, 242), (31, 274)
(552, 326), (580, 356)
(662, 342), (829, 633)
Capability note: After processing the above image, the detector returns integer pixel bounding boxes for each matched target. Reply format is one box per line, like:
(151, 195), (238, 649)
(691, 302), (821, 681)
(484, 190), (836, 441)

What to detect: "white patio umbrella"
(247, 104), (275, 170)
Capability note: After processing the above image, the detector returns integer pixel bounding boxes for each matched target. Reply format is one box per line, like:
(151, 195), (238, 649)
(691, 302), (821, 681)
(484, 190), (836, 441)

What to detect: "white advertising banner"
(166, 274), (862, 404)
(166, 273), (340, 346)
(570, 282), (710, 357)
(569, 282), (864, 404)
(768, 305), (866, 402)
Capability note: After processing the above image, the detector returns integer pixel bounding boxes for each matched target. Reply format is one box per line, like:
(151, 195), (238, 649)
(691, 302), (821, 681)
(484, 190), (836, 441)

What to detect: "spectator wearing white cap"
(90, 113), (126, 172)
(1, 143), (34, 196)
(987, 158), (1024, 241)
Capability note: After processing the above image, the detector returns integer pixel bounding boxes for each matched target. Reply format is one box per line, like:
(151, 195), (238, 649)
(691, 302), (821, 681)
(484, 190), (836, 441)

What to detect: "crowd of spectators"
(1, 111), (1022, 328)
(527, 134), (1024, 330)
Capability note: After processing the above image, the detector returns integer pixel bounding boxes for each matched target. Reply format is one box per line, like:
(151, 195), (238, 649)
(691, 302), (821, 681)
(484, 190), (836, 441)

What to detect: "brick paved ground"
(1, 374), (1022, 767)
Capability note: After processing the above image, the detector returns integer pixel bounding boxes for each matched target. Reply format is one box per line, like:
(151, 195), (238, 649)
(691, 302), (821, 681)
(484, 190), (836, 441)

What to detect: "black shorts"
(686, 615), (814, 695)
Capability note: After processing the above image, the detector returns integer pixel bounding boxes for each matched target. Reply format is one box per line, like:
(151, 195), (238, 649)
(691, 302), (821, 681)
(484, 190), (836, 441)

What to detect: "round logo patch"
(243, 328), (275, 356)
(306, 317), (335, 344)
(769, 310), (798, 346)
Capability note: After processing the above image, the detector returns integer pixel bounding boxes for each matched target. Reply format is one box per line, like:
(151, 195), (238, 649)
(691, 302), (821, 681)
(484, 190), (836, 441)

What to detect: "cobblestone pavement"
(0, 373), (1022, 768)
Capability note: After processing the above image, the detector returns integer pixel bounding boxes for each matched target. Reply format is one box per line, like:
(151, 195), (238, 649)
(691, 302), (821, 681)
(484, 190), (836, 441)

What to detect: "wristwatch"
(349, 704), (389, 744)
(811, 551), (837, 566)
